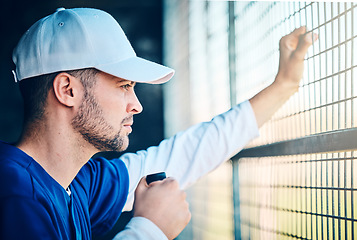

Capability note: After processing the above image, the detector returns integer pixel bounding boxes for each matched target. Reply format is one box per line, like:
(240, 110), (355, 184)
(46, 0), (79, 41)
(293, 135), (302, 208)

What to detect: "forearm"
(121, 101), (259, 210)
(249, 77), (299, 128)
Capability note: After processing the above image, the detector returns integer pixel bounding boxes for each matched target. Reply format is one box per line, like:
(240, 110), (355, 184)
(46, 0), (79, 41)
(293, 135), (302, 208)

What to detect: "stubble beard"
(71, 89), (130, 152)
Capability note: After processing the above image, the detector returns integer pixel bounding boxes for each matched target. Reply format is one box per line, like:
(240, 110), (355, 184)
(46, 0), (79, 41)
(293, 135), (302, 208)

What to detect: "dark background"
(0, 0), (165, 239)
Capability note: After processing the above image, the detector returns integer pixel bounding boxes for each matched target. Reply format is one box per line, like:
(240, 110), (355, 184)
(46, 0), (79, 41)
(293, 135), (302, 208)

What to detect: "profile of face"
(71, 72), (142, 152)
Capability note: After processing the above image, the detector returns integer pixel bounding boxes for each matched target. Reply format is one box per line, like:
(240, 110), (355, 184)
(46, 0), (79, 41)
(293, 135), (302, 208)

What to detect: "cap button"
(56, 7), (66, 12)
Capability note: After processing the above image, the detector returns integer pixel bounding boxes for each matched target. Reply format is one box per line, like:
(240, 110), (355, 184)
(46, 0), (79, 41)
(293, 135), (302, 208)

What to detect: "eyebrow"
(116, 79), (136, 87)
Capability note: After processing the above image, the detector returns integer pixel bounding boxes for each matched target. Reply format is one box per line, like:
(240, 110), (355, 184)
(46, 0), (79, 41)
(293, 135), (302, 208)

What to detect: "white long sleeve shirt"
(114, 100), (259, 239)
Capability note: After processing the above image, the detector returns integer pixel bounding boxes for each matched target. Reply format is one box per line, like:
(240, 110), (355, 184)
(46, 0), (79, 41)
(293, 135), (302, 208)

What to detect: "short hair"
(19, 68), (100, 125)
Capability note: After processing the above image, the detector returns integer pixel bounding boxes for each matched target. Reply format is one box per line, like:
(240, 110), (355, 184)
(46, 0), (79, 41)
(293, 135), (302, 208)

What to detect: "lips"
(123, 121), (133, 127)
(122, 116), (133, 133)
(123, 121), (133, 133)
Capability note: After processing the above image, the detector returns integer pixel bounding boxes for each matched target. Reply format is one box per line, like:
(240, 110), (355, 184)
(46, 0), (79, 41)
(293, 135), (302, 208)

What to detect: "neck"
(17, 120), (96, 189)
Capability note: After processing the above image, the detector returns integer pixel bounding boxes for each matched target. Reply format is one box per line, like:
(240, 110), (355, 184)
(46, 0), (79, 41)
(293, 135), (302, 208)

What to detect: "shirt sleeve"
(121, 100), (259, 211)
(76, 157), (129, 236)
(112, 217), (168, 240)
(0, 197), (61, 240)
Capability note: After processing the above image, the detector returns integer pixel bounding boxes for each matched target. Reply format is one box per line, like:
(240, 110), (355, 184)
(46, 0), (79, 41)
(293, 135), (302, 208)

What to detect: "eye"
(117, 81), (136, 90)
(122, 84), (132, 90)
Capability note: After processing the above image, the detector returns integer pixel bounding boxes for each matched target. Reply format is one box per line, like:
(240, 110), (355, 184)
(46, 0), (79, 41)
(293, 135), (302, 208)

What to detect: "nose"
(127, 91), (143, 114)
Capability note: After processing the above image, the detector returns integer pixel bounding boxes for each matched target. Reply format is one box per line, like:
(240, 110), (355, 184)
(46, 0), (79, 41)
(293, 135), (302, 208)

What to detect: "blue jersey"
(0, 141), (129, 239)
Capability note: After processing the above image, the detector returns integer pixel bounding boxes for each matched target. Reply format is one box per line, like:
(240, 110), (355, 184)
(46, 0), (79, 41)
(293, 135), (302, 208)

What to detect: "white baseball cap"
(12, 7), (174, 84)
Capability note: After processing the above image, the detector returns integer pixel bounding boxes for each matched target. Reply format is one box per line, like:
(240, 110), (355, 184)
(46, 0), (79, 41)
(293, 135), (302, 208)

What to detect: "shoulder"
(80, 157), (128, 178)
(75, 157), (130, 235)
(0, 157), (34, 199)
(76, 157), (129, 193)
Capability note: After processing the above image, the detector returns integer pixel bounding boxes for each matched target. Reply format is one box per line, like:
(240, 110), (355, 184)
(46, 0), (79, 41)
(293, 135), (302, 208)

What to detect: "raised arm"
(114, 27), (318, 240)
(121, 28), (318, 211)
(249, 27), (318, 127)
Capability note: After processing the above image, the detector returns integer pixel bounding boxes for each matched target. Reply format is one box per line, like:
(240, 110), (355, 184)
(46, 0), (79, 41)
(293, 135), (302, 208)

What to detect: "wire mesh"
(233, 2), (357, 240)
(238, 152), (357, 240)
(165, 1), (234, 239)
(234, 2), (357, 147)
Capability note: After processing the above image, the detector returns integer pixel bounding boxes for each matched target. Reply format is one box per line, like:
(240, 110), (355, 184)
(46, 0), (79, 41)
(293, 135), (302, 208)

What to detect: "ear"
(52, 72), (83, 107)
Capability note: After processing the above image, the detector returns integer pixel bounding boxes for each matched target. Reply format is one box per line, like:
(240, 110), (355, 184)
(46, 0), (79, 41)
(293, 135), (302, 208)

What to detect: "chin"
(91, 136), (129, 153)
(113, 137), (129, 152)
(120, 140), (129, 152)
(116, 144), (129, 152)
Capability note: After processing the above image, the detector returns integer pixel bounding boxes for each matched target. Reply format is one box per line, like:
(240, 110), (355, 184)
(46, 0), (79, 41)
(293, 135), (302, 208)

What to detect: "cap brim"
(96, 57), (174, 84)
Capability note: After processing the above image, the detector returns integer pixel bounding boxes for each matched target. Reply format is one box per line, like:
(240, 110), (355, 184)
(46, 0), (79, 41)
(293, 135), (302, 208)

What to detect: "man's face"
(71, 72), (143, 152)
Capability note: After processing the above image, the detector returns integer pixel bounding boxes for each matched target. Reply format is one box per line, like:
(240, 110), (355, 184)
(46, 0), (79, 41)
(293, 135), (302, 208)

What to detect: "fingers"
(133, 177), (190, 239)
(276, 26), (318, 87)
(279, 27), (306, 52)
(148, 176), (176, 187)
(135, 177), (180, 198)
(135, 176), (148, 193)
(136, 176), (175, 191)
(280, 26), (318, 61)
(293, 31), (318, 60)
(290, 26), (307, 37)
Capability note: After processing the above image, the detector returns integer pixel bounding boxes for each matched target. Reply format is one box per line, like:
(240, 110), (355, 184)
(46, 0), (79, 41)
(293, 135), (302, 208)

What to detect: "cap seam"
(70, 9), (98, 65)
(37, 17), (49, 75)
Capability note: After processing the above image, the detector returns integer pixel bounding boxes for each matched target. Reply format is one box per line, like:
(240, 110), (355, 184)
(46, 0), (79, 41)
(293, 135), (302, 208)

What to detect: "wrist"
(273, 74), (300, 96)
(114, 217), (168, 240)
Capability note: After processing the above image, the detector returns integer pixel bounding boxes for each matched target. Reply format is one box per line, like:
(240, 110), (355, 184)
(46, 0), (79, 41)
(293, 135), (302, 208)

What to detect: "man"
(0, 7), (317, 240)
